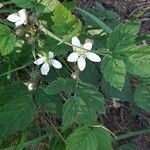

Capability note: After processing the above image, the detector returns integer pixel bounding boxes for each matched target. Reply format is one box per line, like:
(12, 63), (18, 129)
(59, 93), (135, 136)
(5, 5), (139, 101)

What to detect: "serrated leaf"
(11, 0), (35, 8)
(45, 78), (76, 96)
(134, 82), (150, 112)
(0, 24), (16, 55)
(108, 22), (139, 51)
(0, 82), (29, 106)
(101, 57), (126, 90)
(93, 127), (112, 150)
(0, 96), (34, 138)
(62, 96), (96, 129)
(37, 0), (59, 13)
(52, 4), (81, 39)
(35, 88), (62, 115)
(101, 76), (133, 102)
(65, 126), (98, 150)
(77, 82), (105, 113)
(121, 45), (150, 78)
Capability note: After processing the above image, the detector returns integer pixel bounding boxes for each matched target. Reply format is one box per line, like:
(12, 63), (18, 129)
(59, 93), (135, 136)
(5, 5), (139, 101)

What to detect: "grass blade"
(76, 7), (112, 34)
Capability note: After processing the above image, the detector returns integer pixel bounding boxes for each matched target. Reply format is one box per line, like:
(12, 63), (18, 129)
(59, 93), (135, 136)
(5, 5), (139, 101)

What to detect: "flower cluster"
(7, 9), (101, 75)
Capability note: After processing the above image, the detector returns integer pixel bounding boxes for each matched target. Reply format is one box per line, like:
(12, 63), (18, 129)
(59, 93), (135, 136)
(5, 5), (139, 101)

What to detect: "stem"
(0, 62), (33, 77)
(2, 134), (49, 150)
(38, 24), (112, 57)
(113, 128), (150, 142)
(43, 113), (66, 144)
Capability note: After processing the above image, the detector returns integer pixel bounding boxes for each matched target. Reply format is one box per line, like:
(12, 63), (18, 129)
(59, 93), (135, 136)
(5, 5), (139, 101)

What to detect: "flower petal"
(41, 63), (50, 75)
(15, 20), (25, 27)
(7, 14), (20, 22)
(34, 57), (44, 65)
(49, 51), (54, 59)
(51, 59), (62, 69)
(67, 52), (79, 62)
(83, 42), (93, 50)
(85, 52), (101, 62)
(71, 36), (81, 47)
(77, 56), (86, 71)
(18, 9), (27, 24)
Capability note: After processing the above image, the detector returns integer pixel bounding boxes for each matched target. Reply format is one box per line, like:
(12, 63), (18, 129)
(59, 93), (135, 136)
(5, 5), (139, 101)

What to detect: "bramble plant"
(0, 0), (150, 149)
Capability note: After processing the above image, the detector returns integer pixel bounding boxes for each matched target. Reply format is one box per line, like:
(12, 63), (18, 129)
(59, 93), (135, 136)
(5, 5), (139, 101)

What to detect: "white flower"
(67, 36), (101, 71)
(7, 9), (28, 27)
(24, 82), (34, 91)
(34, 51), (62, 75)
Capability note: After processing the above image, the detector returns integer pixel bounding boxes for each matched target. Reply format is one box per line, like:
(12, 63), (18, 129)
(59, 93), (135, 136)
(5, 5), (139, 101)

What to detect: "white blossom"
(24, 82), (34, 91)
(67, 36), (101, 71)
(7, 9), (28, 27)
(34, 51), (62, 75)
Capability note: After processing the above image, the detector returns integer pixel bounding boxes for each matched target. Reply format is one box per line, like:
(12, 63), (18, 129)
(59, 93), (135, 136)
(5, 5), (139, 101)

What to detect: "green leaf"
(77, 82), (105, 113)
(107, 22), (139, 51)
(65, 126), (98, 150)
(76, 7), (112, 34)
(134, 82), (150, 112)
(81, 3), (119, 29)
(0, 23), (16, 55)
(36, 0), (59, 13)
(121, 45), (150, 78)
(93, 127), (112, 150)
(35, 88), (62, 115)
(52, 4), (82, 39)
(80, 61), (101, 87)
(45, 37), (70, 55)
(101, 76), (133, 102)
(11, 0), (35, 8)
(51, 136), (65, 150)
(45, 78), (76, 96)
(101, 57), (126, 90)
(0, 82), (29, 106)
(0, 96), (34, 138)
(62, 96), (96, 129)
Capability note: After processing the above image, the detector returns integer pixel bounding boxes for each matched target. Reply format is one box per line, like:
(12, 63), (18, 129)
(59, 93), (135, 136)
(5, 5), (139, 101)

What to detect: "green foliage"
(81, 2), (119, 29)
(11, 0), (35, 8)
(0, 82), (29, 106)
(65, 127), (98, 150)
(36, 0), (59, 13)
(0, 1), (150, 149)
(93, 127), (112, 150)
(45, 78), (76, 96)
(65, 126), (112, 150)
(101, 57), (126, 90)
(120, 45), (150, 78)
(76, 7), (112, 34)
(107, 22), (139, 51)
(45, 78), (105, 129)
(35, 88), (62, 115)
(76, 82), (105, 113)
(134, 80), (150, 112)
(118, 144), (137, 150)
(45, 37), (70, 55)
(62, 96), (96, 129)
(101, 76), (133, 102)
(0, 23), (16, 55)
(0, 96), (34, 138)
(52, 4), (82, 39)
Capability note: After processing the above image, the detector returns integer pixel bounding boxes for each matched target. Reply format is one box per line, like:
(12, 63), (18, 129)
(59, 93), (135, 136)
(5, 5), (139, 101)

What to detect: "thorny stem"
(38, 24), (112, 57)
(43, 113), (66, 144)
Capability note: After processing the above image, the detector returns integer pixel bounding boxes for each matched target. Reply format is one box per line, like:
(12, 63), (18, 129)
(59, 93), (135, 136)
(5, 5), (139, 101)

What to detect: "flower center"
(75, 47), (86, 56)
